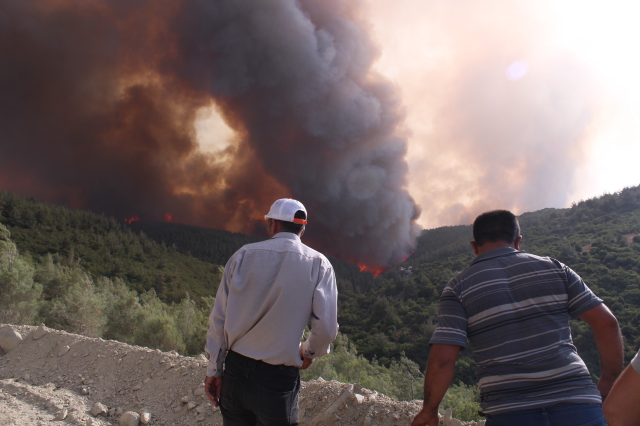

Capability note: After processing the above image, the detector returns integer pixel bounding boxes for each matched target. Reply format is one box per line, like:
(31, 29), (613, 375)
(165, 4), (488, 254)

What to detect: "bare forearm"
(579, 304), (624, 400)
(412, 345), (461, 426)
(589, 309), (623, 380)
(597, 328), (624, 380)
(603, 364), (640, 426)
(422, 345), (460, 412)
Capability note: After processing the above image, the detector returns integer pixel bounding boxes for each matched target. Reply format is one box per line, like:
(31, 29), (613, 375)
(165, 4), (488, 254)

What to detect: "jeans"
(220, 351), (301, 426)
(485, 403), (605, 426)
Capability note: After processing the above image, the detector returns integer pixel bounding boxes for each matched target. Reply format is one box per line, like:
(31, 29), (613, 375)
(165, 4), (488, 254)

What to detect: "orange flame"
(164, 212), (173, 223)
(357, 263), (387, 278)
(124, 215), (139, 224)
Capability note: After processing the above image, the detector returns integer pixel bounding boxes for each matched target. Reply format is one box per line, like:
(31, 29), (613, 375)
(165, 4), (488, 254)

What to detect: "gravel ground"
(0, 324), (481, 425)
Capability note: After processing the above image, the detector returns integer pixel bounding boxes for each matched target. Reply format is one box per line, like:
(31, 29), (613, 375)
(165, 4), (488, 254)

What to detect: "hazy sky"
(367, 0), (640, 227)
(199, 0), (640, 229)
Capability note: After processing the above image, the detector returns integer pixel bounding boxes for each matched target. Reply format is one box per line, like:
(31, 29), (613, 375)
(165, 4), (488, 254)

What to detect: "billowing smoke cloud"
(369, 0), (600, 227)
(0, 0), (419, 266)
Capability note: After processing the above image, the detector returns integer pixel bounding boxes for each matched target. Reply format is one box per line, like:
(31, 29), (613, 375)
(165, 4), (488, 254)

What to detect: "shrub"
(0, 230), (41, 324)
(134, 290), (185, 353)
(440, 382), (482, 421)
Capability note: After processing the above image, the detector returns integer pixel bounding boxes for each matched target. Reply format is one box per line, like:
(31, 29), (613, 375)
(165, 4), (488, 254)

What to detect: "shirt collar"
(471, 246), (520, 265)
(271, 232), (301, 241)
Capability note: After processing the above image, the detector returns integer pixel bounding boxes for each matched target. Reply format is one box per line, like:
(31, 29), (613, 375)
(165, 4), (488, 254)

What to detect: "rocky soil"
(0, 324), (482, 425)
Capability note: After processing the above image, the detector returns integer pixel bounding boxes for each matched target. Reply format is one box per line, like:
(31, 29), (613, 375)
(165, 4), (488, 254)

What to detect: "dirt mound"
(0, 324), (480, 425)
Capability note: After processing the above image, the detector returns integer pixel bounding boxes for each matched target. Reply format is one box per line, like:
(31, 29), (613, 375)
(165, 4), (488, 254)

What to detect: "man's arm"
(204, 254), (238, 407)
(602, 359), (640, 425)
(578, 303), (623, 401)
(411, 344), (462, 426)
(300, 262), (338, 359)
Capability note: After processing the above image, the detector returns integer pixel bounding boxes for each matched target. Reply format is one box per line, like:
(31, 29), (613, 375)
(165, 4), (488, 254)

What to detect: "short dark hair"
(277, 210), (306, 235)
(473, 210), (520, 246)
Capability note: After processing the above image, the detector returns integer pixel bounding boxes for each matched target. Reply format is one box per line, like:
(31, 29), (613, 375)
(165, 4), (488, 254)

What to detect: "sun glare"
(194, 104), (236, 154)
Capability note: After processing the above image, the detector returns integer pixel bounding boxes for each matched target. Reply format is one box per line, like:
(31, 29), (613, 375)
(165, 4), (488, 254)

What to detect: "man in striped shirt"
(412, 210), (623, 426)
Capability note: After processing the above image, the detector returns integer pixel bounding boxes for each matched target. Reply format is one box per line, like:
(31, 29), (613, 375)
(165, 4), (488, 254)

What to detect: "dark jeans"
(485, 403), (605, 426)
(220, 351), (300, 426)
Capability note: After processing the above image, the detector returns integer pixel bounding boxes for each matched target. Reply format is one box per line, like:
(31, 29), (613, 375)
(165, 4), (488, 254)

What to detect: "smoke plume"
(369, 0), (600, 227)
(0, 0), (420, 266)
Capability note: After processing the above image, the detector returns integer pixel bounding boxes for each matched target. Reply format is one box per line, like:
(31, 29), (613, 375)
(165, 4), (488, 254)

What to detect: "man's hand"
(299, 346), (314, 370)
(411, 409), (440, 426)
(204, 375), (223, 407)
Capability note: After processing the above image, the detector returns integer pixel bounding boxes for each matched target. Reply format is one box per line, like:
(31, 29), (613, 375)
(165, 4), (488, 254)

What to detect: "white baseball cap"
(258, 198), (308, 224)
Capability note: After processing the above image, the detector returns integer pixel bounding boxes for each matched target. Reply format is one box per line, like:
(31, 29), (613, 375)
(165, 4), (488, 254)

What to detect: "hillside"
(2, 185), (640, 390)
(0, 191), (223, 305)
(339, 185), (640, 384)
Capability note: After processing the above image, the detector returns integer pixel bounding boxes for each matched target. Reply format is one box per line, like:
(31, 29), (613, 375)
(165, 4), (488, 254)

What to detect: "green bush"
(0, 225), (41, 324)
(301, 334), (424, 401)
(440, 382), (482, 421)
(133, 290), (186, 353)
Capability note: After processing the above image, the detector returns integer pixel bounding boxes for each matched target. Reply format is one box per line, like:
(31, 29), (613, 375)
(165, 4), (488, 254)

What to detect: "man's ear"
(470, 241), (479, 255)
(299, 226), (305, 238)
(514, 235), (522, 250)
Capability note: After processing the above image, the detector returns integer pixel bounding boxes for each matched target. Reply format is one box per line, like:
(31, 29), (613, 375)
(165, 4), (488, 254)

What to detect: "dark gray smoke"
(0, 0), (419, 267)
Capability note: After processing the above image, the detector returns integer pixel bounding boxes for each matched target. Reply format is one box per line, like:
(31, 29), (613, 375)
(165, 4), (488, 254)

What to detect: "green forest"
(2, 185), (640, 419)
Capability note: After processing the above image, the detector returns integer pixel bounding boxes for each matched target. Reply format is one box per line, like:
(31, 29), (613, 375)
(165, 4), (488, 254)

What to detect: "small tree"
(0, 230), (41, 324)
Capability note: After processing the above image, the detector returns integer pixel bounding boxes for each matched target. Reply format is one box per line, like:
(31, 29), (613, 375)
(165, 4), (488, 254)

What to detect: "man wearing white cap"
(204, 198), (339, 426)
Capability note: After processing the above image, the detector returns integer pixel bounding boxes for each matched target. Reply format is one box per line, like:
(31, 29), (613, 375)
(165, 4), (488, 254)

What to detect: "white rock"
(56, 409), (68, 420)
(195, 405), (207, 413)
(116, 407), (124, 416)
(119, 411), (140, 426)
(81, 388), (88, 395)
(58, 345), (70, 357)
(196, 414), (206, 421)
(91, 402), (107, 416)
(187, 401), (197, 410)
(132, 383), (142, 391)
(32, 324), (48, 340)
(353, 394), (365, 404)
(172, 406), (182, 413)
(139, 412), (151, 425)
(194, 387), (205, 396)
(0, 327), (23, 352)
(444, 408), (452, 422)
(181, 395), (190, 403)
(477, 421), (486, 426)
(143, 378), (151, 384)
(445, 419), (463, 426)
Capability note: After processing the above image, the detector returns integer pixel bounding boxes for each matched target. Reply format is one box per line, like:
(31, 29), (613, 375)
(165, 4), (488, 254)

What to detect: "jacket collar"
(471, 246), (520, 265)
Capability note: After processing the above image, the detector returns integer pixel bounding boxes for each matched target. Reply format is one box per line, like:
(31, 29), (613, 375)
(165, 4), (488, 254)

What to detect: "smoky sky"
(0, 0), (420, 266)
(369, 0), (600, 228)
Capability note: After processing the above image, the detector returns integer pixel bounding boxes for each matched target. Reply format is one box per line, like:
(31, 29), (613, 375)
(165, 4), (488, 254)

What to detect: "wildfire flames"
(124, 216), (139, 224)
(164, 213), (173, 223)
(357, 264), (387, 278)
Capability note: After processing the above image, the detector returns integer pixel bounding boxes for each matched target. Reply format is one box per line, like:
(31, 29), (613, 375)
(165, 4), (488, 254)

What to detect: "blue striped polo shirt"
(430, 247), (603, 414)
